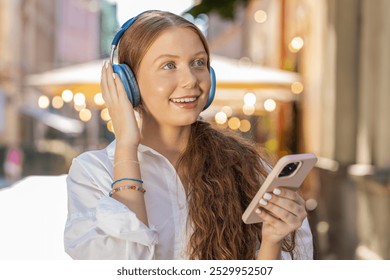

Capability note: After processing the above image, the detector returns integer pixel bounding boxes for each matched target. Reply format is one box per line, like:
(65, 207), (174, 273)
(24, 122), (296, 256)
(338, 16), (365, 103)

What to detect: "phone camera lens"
(278, 162), (300, 177)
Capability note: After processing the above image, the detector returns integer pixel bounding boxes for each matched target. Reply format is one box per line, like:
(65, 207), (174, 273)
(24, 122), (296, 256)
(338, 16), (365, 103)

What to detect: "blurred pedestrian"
(64, 10), (313, 260)
(3, 146), (23, 181)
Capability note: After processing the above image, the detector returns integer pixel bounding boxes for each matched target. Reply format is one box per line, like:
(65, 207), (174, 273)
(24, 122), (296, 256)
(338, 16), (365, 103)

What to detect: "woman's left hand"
(256, 187), (307, 245)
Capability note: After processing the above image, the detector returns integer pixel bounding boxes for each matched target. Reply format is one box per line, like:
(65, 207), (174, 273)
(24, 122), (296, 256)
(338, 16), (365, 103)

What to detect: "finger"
(113, 73), (133, 108)
(101, 61), (120, 104)
(259, 195), (306, 225)
(100, 61), (112, 104)
(273, 187), (306, 206)
(105, 61), (119, 101)
(255, 207), (285, 228)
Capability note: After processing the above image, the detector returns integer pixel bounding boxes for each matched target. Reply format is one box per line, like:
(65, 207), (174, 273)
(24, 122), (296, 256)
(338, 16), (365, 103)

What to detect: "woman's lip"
(169, 96), (199, 102)
(169, 97), (199, 109)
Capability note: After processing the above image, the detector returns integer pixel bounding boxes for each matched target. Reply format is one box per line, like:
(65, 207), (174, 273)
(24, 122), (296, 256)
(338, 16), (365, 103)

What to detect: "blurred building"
(0, 0), (117, 179)
(204, 0), (390, 260)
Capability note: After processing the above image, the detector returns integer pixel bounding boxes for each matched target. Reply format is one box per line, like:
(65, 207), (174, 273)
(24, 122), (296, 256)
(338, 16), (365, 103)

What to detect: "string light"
(74, 103), (86, 112)
(100, 108), (111, 121)
(94, 92), (105, 106)
(79, 108), (92, 122)
(107, 120), (114, 133)
(52, 96), (64, 109)
(221, 106), (233, 117)
(239, 119), (251, 132)
(74, 92), (86, 106)
(215, 111), (228, 125)
(291, 81), (304, 94)
(264, 99), (276, 112)
(228, 117), (241, 130)
(254, 10), (267, 23)
(61, 89), (73, 103)
(244, 92), (256, 106)
(243, 104), (255, 115)
(289, 36), (304, 53)
(38, 95), (50, 109)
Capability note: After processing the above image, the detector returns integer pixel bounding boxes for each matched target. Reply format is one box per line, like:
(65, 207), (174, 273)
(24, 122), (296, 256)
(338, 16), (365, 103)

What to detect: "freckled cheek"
(140, 77), (176, 103)
(200, 74), (212, 94)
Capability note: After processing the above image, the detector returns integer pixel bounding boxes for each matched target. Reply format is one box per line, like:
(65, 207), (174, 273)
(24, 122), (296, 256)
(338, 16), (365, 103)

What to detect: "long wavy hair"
(118, 10), (296, 259)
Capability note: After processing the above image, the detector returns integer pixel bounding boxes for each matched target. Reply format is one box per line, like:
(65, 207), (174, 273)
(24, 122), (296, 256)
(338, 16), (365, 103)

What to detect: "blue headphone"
(110, 11), (216, 110)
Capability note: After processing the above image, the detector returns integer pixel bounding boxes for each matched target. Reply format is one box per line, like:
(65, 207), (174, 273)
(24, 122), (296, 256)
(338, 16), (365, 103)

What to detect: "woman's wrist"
(256, 239), (282, 260)
(115, 143), (139, 160)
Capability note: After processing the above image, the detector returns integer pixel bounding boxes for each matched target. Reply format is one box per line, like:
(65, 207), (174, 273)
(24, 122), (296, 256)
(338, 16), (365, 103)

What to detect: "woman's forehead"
(145, 27), (207, 58)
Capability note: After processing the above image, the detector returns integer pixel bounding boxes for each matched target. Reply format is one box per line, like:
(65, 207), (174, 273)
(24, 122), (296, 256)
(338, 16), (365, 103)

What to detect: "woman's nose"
(179, 67), (198, 88)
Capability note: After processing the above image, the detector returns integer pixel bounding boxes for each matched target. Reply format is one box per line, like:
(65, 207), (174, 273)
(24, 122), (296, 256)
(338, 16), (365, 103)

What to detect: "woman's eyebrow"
(153, 51), (208, 63)
(153, 54), (179, 63)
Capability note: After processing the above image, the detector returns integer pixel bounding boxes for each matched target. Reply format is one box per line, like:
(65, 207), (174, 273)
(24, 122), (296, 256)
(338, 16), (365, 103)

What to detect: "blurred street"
(0, 0), (389, 260)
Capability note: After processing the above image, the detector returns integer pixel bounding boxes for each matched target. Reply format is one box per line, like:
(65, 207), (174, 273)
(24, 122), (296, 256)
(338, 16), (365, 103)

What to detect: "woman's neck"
(140, 120), (192, 166)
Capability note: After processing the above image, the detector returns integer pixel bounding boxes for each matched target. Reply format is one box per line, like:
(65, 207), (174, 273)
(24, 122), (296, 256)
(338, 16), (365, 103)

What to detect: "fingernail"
(255, 209), (261, 214)
(105, 60), (109, 69)
(259, 198), (268, 206)
(112, 73), (116, 80)
(273, 188), (281, 195)
(263, 193), (272, 200)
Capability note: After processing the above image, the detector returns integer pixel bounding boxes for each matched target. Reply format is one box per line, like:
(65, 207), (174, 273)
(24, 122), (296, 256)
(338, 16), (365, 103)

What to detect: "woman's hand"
(256, 188), (307, 245)
(101, 61), (140, 147)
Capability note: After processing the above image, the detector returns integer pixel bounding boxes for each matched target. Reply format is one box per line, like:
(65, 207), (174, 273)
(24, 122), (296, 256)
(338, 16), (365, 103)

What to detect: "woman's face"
(137, 27), (211, 127)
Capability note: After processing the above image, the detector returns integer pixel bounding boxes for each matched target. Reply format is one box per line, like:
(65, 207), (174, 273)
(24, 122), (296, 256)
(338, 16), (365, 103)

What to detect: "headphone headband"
(110, 10), (159, 64)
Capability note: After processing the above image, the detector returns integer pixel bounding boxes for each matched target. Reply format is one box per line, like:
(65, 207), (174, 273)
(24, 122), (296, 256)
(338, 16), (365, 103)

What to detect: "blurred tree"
(187, 0), (249, 19)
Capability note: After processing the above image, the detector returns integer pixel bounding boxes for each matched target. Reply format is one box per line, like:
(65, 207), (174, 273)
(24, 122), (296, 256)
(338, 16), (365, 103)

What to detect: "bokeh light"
(94, 92), (105, 106)
(79, 108), (92, 122)
(38, 95), (50, 109)
(254, 10), (267, 23)
(52, 96), (64, 109)
(264, 99), (277, 112)
(215, 111), (228, 125)
(228, 117), (241, 130)
(100, 108), (111, 121)
(61, 89), (73, 103)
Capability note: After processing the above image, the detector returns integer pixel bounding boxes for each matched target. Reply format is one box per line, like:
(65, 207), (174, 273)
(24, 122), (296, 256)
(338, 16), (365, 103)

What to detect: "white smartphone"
(242, 153), (317, 224)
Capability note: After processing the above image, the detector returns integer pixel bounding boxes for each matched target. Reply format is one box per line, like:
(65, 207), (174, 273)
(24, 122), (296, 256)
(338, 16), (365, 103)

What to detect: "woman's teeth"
(170, 97), (197, 103)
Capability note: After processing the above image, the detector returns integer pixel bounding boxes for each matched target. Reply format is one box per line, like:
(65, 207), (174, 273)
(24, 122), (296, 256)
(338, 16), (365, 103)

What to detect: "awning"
(20, 106), (84, 135)
(25, 55), (301, 109)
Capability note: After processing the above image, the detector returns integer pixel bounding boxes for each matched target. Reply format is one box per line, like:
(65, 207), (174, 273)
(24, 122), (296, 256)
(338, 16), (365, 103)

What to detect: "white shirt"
(64, 140), (314, 260)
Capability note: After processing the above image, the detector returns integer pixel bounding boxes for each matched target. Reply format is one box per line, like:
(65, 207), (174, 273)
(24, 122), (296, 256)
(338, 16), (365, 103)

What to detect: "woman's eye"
(193, 59), (206, 67)
(162, 62), (176, 70)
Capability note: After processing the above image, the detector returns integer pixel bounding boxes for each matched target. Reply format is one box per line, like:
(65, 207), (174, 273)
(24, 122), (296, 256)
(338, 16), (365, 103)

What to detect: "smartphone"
(242, 153), (317, 224)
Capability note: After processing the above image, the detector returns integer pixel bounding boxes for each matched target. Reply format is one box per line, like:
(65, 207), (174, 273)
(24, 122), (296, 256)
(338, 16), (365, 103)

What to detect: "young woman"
(64, 10), (313, 260)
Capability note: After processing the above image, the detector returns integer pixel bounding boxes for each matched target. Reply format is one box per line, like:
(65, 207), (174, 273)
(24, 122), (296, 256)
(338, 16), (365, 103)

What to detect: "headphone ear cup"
(203, 66), (216, 111)
(112, 64), (141, 107)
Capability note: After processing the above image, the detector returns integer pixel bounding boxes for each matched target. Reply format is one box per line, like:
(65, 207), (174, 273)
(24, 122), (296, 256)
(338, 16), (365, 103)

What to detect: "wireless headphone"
(110, 11), (216, 110)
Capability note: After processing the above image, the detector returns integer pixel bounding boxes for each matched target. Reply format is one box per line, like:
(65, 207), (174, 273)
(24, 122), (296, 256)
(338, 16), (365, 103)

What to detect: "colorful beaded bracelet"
(109, 185), (146, 197)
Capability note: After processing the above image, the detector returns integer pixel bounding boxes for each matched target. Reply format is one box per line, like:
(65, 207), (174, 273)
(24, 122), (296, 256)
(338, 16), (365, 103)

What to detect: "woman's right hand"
(100, 61), (141, 148)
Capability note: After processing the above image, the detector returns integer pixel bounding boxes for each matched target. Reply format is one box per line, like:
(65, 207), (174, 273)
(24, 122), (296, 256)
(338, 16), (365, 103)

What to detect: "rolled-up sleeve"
(64, 157), (158, 260)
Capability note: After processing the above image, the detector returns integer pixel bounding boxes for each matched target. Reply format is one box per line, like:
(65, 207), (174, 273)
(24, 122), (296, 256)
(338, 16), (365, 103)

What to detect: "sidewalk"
(0, 175), (71, 260)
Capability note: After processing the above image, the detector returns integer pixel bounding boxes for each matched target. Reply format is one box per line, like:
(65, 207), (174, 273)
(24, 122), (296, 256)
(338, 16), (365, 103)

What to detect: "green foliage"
(186, 0), (249, 20)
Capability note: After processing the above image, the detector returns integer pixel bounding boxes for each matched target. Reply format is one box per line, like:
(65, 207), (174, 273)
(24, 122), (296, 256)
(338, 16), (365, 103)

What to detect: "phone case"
(242, 153), (317, 224)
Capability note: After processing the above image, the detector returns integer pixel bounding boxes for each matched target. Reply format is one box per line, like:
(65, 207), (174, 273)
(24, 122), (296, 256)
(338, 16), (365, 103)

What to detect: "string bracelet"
(114, 159), (139, 168)
(111, 178), (143, 188)
(109, 185), (146, 197)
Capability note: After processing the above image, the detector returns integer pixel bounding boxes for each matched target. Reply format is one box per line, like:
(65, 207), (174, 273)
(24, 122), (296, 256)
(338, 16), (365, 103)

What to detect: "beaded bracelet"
(111, 177), (143, 188)
(109, 185), (146, 197)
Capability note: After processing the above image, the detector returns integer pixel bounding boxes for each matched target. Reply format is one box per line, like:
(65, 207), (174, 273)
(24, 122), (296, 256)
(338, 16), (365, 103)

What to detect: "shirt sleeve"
(280, 217), (314, 260)
(64, 156), (158, 260)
